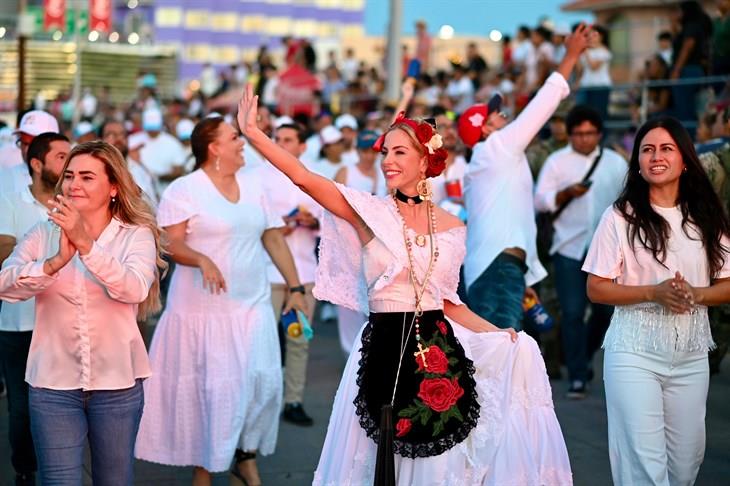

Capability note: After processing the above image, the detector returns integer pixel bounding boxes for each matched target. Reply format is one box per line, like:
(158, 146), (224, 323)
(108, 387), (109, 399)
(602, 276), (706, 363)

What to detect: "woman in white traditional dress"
(584, 116), (730, 485)
(134, 117), (307, 486)
(238, 86), (572, 486)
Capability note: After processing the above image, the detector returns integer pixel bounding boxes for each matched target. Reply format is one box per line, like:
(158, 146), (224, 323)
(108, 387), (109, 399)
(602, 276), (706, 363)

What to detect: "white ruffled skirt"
(313, 323), (573, 486)
(134, 306), (282, 472)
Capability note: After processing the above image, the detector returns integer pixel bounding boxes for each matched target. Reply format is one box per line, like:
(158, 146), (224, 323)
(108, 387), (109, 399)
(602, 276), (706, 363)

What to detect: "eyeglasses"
(570, 130), (600, 138)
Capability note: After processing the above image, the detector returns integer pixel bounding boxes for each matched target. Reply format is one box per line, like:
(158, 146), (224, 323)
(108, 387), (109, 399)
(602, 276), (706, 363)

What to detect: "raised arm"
(238, 85), (371, 243)
(498, 24), (591, 153)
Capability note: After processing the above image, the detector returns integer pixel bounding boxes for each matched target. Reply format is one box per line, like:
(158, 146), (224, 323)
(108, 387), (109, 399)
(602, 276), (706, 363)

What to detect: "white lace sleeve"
(313, 184), (407, 314)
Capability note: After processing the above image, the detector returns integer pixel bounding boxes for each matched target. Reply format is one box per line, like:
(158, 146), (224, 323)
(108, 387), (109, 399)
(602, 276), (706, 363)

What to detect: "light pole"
(384, 0), (402, 104)
(17, 0), (28, 112)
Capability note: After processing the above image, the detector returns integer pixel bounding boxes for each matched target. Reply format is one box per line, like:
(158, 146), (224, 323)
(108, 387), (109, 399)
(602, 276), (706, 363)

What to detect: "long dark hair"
(614, 116), (730, 278)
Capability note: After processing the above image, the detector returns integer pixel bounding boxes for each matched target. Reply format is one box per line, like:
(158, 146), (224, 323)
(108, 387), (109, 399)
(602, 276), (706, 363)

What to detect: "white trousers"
(603, 349), (709, 486)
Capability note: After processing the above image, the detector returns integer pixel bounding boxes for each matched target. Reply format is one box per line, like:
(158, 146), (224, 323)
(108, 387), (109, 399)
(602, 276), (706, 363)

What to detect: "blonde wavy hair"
(56, 140), (167, 319)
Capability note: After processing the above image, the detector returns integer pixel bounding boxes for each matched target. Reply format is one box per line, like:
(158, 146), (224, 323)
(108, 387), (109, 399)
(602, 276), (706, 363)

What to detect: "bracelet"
(289, 285), (306, 295)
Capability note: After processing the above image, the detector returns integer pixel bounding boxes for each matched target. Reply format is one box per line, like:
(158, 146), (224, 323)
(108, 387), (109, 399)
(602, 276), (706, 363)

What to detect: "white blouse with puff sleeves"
(0, 218), (156, 391)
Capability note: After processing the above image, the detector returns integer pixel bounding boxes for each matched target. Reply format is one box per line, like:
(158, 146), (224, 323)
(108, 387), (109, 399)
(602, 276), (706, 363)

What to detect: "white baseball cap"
(142, 109), (164, 132)
(335, 113), (358, 131)
(176, 119), (195, 141)
(274, 115), (295, 129)
(128, 132), (149, 151)
(16, 110), (60, 136)
(319, 125), (343, 145)
(74, 121), (95, 139)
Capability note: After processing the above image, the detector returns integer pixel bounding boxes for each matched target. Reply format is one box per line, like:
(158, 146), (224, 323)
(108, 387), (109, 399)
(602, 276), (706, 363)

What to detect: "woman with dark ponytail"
(584, 116), (730, 484)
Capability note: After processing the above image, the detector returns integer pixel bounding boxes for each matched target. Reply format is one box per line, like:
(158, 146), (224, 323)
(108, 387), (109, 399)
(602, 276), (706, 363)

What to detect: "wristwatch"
(289, 285), (306, 295)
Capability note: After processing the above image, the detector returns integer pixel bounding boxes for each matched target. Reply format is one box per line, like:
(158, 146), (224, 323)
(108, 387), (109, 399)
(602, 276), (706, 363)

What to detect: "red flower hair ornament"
(372, 112), (448, 178)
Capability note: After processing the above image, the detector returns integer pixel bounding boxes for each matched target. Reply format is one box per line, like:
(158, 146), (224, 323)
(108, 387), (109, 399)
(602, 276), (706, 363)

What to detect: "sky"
(363, 0), (594, 37)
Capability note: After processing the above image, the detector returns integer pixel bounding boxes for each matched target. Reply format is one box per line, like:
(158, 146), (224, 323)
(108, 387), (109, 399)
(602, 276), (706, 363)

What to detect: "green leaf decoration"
(398, 405), (419, 418)
(432, 419), (444, 436)
(453, 407), (464, 422)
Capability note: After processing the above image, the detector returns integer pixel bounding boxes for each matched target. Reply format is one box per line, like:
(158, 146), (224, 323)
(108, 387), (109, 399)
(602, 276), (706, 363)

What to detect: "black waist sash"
(354, 310), (480, 458)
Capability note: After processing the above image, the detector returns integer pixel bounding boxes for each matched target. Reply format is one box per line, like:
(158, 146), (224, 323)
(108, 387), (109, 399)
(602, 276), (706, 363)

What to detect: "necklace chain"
(393, 196), (440, 317)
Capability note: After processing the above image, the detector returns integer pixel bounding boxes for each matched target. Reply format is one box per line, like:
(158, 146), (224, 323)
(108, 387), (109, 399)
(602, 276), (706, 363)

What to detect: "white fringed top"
(584, 205), (730, 352)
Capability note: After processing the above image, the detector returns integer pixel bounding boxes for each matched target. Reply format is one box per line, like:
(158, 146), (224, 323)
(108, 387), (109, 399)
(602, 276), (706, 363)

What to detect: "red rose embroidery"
(417, 377), (464, 413)
(436, 320), (448, 335)
(415, 123), (433, 144)
(415, 345), (449, 374)
(395, 417), (412, 437)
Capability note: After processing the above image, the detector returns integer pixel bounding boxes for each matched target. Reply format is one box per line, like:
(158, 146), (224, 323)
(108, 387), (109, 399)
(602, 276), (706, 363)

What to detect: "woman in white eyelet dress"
(312, 184), (572, 486)
(235, 85), (572, 486)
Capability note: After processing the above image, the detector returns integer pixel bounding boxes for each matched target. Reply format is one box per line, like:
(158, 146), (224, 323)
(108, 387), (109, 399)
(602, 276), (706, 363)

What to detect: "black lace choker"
(394, 190), (423, 205)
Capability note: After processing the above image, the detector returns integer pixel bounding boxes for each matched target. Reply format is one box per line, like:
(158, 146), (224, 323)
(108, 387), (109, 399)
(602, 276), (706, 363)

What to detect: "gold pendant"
(415, 234), (427, 247)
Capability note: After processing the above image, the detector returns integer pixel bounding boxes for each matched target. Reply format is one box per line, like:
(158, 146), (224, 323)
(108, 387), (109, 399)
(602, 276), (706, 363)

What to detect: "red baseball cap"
(457, 104), (488, 148)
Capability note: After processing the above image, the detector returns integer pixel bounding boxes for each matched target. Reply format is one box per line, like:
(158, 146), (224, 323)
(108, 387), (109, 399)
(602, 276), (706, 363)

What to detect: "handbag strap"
(551, 147), (603, 221)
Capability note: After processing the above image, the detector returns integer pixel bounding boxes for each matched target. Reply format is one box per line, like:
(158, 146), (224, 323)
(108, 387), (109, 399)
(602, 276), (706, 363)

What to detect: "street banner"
(43, 0), (65, 31)
(89, 0), (112, 32)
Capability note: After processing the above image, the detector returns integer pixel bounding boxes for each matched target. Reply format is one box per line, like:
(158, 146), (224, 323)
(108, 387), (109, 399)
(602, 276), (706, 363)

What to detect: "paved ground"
(2, 318), (729, 485)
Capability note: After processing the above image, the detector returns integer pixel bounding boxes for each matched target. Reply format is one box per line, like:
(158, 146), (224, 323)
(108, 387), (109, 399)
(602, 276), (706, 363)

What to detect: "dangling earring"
(416, 178), (432, 202)
(111, 195), (116, 205)
(215, 157), (220, 172)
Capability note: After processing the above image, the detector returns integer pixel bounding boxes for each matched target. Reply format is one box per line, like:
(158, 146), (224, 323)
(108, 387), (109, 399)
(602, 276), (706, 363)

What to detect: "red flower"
(416, 345), (449, 374)
(425, 148), (448, 177)
(395, 418), (412, 437)
(415, 123), (434, 144)
(436, 320), (448, 335)
(417, 377), (464, 413)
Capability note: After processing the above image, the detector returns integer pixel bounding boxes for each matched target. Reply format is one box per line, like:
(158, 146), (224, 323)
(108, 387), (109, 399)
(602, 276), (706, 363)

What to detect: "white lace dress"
(134, 170), (283, 472)
(312, 184), (572, 486)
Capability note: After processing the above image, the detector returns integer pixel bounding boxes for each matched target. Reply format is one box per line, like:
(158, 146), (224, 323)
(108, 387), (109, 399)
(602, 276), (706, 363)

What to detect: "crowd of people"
(0, 7), (729, 486)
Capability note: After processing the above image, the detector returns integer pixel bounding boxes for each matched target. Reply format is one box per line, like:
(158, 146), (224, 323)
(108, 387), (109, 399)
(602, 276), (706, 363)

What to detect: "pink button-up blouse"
(0, 218), (155, 391)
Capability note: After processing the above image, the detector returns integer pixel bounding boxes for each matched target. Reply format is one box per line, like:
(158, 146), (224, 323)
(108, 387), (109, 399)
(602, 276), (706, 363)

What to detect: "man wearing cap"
(459, 24), (591, 332)
(139, 109), (187, 192)
(73, 121), (97, 145)
(0, 132), (71, 485)
(176, 118), (195, 172)
(334, 114), (359, 165)
(307, 125), (347, 180)
(0, 110), (60, 195)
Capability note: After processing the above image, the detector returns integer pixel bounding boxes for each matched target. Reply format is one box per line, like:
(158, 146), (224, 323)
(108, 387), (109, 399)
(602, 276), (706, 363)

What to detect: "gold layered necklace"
(393, 195), (440, 346)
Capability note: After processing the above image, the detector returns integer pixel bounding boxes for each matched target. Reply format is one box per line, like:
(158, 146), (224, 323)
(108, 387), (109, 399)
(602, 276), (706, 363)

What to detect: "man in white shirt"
(262, 123), (322, 426)
(0, 110), (60, 195)
(139, 109), (187, 193)
(534, 105), (627, 398)
(459, 24), (591, 333)
(0, 132), (70, 485)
